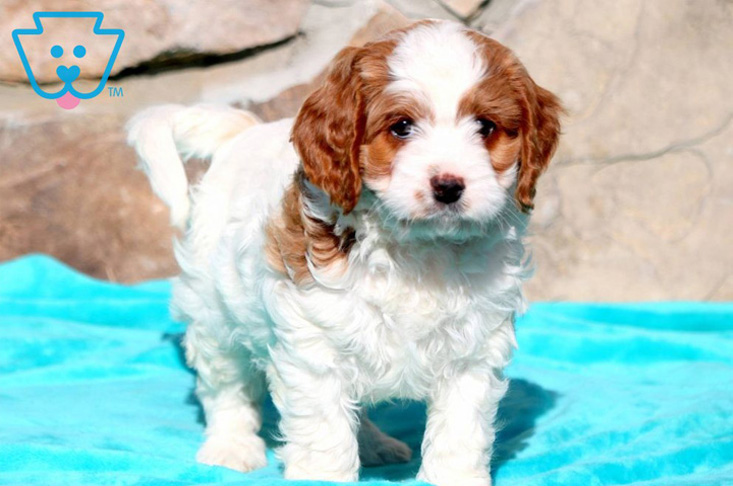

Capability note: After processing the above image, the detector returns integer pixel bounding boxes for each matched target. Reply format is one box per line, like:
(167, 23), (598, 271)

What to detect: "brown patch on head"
(486, 132), (523, 174)
(362, 132), (400, 181)
(459, 75), (524, 177)
(361, 92), (434, 183)
(461, 31), (562, 212)
(265, 174), (356, 284)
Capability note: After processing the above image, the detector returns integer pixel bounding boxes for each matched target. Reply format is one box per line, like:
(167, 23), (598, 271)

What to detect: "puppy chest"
(347, 289), (499, 400)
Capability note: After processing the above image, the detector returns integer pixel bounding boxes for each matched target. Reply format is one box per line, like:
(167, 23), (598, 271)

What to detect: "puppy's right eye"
(390, 119), (414, 139)
(475, 118), (496, 138)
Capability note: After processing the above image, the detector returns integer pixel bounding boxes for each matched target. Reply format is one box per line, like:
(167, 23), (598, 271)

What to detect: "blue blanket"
(1, 254), (731, 485)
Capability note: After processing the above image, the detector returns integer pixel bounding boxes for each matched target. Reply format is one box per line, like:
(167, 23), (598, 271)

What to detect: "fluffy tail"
(127, 104), (260, 230)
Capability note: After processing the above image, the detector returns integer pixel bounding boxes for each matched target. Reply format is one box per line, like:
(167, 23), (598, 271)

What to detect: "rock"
(486, 0), (733, 301)
(248, 1), (410, 122)
(194, 0), (396, 107)
(470, 0), (525, 33)
(246, 80), (318, 122)
(0, 1), (409, 283)
(0, 114), (179, 282)
(384, 0), (460, 21)
(348, 2), (412, 47)
(1, 0), (731, 302)
(0, 0), (310, 84)
(438, 0), (486, 19)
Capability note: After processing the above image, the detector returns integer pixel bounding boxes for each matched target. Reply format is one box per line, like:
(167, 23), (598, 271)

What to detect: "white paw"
(359, 433), (412, 466)
(283, 463), (358, 481)
(417, 469), (491, 486)
(196, 434), (267, 473)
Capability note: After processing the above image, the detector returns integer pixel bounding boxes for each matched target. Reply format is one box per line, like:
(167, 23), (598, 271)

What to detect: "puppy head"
(292, 21), (561, 236)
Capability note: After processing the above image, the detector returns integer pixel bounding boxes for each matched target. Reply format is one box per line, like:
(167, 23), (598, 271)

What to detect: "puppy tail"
(127, 104), (260, 230)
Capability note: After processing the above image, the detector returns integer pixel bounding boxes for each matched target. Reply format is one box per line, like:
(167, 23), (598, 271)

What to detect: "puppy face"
(292, 21), (561, 239)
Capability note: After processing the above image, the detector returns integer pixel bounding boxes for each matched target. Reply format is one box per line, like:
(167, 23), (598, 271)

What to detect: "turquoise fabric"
(1, 254), (732, 485)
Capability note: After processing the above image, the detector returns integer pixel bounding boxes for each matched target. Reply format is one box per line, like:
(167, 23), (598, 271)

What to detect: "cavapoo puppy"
(128, 19), (560, 486)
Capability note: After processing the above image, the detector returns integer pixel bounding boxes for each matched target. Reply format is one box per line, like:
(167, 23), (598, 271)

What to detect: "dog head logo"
(12, 12), (124, 110)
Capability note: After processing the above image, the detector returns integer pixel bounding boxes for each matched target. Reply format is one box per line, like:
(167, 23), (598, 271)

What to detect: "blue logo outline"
(12, 11), (124, 100)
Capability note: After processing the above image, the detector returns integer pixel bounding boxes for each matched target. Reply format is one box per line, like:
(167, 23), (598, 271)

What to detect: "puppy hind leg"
(358, 415), (412, 466)
(184, 325), (268, 472)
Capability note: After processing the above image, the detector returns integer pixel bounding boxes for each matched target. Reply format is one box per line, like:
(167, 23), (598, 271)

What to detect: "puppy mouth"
(406, 204), (474, 228)
(434, 201), (466, 215)
(57, 92), (80, 110)
(395, 199), (469, 224)
(420, 200), (468, 222)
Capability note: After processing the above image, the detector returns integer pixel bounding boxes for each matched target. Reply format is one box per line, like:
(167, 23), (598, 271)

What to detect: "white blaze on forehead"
(386, 22), (486, 122)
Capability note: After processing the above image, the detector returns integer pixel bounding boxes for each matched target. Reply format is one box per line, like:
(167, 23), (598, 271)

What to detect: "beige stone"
(248, 1), (410, 121)
(489, 0), (733, 301)
(1, 0), (732, 302)
(384, 0), (459, 21)
(0, 114), (178, 282)
(0, 2), (409, 282)
(439, 0), (485, 19)
(0, 0), (309, 83)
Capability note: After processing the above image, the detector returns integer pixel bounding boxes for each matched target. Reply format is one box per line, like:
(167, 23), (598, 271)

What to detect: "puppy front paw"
(359, 433), (412, 466)
(280, 443), (359, 481)
(283, 462), (358, 482)
(417, 468), (491, 486)
(196, 434), (267, 473)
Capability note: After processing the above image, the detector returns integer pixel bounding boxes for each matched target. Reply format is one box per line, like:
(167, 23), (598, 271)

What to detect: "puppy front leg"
(418, 369), (507, 486)
(267, 350), (359, 481)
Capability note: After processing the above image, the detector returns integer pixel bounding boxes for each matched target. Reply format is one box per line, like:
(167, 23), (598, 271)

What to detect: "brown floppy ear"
(291, 47), (365, 214)
(516, 79), (562, 213)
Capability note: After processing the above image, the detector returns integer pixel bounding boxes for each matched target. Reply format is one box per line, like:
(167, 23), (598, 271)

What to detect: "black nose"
(431, 175), (465, 204)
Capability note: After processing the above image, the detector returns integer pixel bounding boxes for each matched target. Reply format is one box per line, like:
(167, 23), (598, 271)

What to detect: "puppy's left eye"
(476, 118), (496, 138)
(390, 119), (414, 139)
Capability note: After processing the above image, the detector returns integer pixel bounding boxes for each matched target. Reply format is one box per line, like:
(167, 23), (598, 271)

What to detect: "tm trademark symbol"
(108, 86), (124, 97)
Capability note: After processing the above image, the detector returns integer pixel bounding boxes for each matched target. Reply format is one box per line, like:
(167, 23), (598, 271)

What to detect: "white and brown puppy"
(129, 20), (561, 486)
